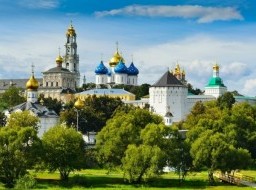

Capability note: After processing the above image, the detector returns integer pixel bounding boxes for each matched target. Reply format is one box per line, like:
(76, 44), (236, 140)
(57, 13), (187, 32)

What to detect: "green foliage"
(0, 112), (6, 126)
(6, 110), (40, 130)
(42, 124), (85, 181)
(96, 108), (163, 168)
(184, 99), (255, 183)
(96, 107), (191, 183)
(217, 92), (235, 110)
(113, 83), (151, 100)
(39, 95), (62, 114)
(187, 83), (203, 95)
(0, 126), (42, 188)
(60, 95), (123, 133)
(0, 86), (25, 110)
(122, 144), (165, 183)
(15, 174), (37, 189)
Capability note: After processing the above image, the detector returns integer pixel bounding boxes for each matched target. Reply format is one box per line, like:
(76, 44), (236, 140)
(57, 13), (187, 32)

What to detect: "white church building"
(94, 45), (139, 87)
(149, 64), (256, 124)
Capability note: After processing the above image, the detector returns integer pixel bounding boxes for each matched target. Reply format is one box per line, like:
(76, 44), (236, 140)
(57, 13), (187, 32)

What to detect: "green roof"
(206, 77), (226, 87)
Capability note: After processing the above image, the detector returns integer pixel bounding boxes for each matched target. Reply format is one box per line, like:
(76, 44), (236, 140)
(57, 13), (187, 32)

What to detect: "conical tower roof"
(152, 71), (185, 87)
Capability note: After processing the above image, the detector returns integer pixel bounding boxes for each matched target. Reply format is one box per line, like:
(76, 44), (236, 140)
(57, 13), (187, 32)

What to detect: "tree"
(217, 92), (235, 110)
(42, 125), (85, 181)
(190, 130), (251, 184)
(183, 99), (255, 183)
(187, 83), (202, 95)
(39, 95), (62, 115)
(6, 111), (40, 130)
(0, 86), (25, 109)
(0, 126), (41, 188)
(0, 112), (6, 127)
(113, 83), (151, 100)
(122, 144), (165, 183)
(60, 96), (123, 133)
(96, 107), (192, 183)
(96, 108), (163, 168)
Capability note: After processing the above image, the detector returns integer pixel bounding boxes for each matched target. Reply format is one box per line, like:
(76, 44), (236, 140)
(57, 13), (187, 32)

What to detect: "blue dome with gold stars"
(127, 62), (139, 75)
(95, 61), (108, 74)
(114, 60), (127, 74)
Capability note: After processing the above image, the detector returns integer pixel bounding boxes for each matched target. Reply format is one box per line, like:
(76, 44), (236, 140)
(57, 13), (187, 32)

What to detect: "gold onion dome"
(74, 97), (84, 110)
(66, 24), (76, 37)
(56, 55), (63, 63)
(26, 75), (39, 90)
(109, 51), (125, 67)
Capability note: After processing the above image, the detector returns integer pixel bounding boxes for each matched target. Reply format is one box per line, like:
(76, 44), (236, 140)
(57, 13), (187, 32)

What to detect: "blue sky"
(0, 0), (256, 95)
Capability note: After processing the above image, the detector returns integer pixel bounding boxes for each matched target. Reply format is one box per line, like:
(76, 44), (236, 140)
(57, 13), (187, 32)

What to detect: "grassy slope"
(0, 169), (255, 189)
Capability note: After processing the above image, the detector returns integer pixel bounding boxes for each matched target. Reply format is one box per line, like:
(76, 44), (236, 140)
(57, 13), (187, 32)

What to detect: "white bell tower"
(63, 21), (80, 88)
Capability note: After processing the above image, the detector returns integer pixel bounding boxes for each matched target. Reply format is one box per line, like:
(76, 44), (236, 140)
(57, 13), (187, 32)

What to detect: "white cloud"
(131, 35), (256, 96)
(243, 79), (256, 96)
(95, 5), (243, 23)
(18, 0), (59, 9)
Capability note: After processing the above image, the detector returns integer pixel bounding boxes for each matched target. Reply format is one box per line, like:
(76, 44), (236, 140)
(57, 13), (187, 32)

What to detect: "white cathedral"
(94, 45), (139, 86)
(149, 64), (256, 124)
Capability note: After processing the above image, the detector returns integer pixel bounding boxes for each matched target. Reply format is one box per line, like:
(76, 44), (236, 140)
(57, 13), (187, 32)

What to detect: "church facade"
(0, 23), (81, 102)
(38, 23), (80, 102)
(6, 70), (59, 137)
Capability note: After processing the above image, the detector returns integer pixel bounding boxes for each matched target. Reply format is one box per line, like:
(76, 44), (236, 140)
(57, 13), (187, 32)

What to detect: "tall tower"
(63, 22), (80, 88)
(149, 71), (187, 122)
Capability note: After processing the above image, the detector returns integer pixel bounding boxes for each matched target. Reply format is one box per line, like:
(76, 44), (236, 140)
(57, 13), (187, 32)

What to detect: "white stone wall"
(96, 74), (107, 85)
(205, 86), (227, 98)
(127, 76), (138, 85)
(115, 74), (127, 85)
(149, 86), (188, 122)
(38, 117), (59, 137)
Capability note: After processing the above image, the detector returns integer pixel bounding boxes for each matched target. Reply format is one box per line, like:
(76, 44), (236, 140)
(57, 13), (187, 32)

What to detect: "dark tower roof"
(152, 71), (185, 87)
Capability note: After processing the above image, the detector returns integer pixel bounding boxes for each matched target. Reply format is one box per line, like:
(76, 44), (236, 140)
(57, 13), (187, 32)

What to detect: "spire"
(213, 63), (219, 77)
(31, 63), (35, 76)
(83, 75), (86, 85)
(116, 41), (119, 52)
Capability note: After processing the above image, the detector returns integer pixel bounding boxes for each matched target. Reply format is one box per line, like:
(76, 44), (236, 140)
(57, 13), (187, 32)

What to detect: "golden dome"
(74, 97), (84, 110)
(56, 55), (63, 63)
(213, 64), (219, 71)
(182, 69), (186, 76)
(109, 51), (125, 67)
(26, 75), (39, 90)
(66, 24), (76, 37)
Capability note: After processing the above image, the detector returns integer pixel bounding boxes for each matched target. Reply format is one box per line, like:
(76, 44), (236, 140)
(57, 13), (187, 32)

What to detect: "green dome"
(206, 77), (225, 87)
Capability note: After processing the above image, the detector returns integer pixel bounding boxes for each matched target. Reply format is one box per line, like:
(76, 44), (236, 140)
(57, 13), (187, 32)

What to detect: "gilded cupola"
(66, 22), (76, 37)
(55, 49), (63, 67)
(56, 55), (63, 63)
(109, 42), (125, 67)
(26, 74), (39, 90)
(74, 97), (85, 110)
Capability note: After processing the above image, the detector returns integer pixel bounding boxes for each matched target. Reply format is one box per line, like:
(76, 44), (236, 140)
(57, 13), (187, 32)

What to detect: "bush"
(15, 174), (37, 189)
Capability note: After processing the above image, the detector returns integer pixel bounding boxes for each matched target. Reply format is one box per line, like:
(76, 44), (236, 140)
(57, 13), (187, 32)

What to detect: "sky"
(0, 0), (256, 96)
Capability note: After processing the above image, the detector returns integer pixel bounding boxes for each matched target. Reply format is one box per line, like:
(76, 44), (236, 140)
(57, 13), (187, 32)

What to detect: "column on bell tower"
(63, 21), (80, 88)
